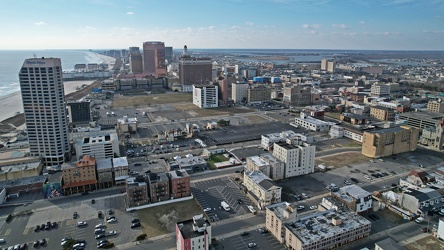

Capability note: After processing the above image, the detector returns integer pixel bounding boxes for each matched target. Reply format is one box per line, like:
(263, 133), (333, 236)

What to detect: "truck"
(221, 201), (231, 211)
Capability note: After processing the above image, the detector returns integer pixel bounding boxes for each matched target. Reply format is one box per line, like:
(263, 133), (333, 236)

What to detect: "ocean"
(0, 50), (103, 97)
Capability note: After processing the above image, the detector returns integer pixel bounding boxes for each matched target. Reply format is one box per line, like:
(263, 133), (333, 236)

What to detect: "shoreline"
(0, 79), (98, 122)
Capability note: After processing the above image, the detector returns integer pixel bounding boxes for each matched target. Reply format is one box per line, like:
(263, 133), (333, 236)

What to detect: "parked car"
(33, 241), (39, 248)
(97, 240), (109, 246)
(0, 238), (5, 244)
(421, 227), (430, 233)
(108, 209), (114, 215)
(95, 228), (106, 234)
(297, 205), (305, 211)
(95, 234), (106, 240)
(73, 211), (78, 219)
(247, 242), (257, 248)
(81, 191), (89, 195)
(131, 222), (141, 228)
(203, 208), (211, 212)
(301, 193), (309, 198)
(77, 221), (87, 227)
(310, 205), (318, 210)
(351, 178), (359, 183)
(415, 217), (424, 223)
(131, 218), (140, 224)
(241, 232), (250, 236)
(108, 231), (117, 236)
(107, 218), (117, 223)
(34, 225), (40, 232)
(39, 239), (46, 246)
(51, 222), (57, 228)
(95, 223), (105, 229)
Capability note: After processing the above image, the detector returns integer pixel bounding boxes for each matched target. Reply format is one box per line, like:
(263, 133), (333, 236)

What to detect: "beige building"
(0, 161), (42, 181)
(427, 100), (444, 113)
(247, 85), (271, 103)
(260, 153), (285, 180)
(370, 106), (395, 121)
(362, 126), (419, 158)
(244, 170), (282, 209)
(265, 202), (297, 243)
(61, 155), (98, 195)
(283, 84), (311, 107)
(246, 156), (270, 176)
(232, 82), (249, 103)
(117, 116), (138, 133)
(272, 141), (316, 178)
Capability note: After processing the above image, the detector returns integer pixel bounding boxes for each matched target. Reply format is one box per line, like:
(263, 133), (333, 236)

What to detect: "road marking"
(4, 228), (11, 236)
(23, 228), (29, 235)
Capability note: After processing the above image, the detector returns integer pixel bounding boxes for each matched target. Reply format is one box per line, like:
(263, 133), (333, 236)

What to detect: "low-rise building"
(361, 126), (419, 158)
(96, 158), (114, 189)
(176, 214), (212, 250)
(438, 217), (444, 242)
(398, 188), (444, 216)
(117, 116), (138, 133)
(61, 155), (98, 195)
(113, 157), (129, 186)
(265, 202), (297, 243)
(292, 113), (330, 132)
(0, 161), (42, 181)
(399, 170), (435, 190)
(169, 155), (207, 173)
(74, 132), (120, 159)
(267, 199), (371, 250)
(374, 238), (406, 250)
(126, 176), (149, 207)
(246, 156), (271, 177)
(398, 111), (444, 130)
(244, 170), (282, 209)
(261, 130), (313, 150)
(168, 169), (191, 199)
(370, 106), (395, 121)
(260, 153), (285, 180)
(329, 125), (344, 138)
(331, 184), (373, 214)
(427, 100), (444, 113)
(147, 172), (170, 203)
(340, 113), (368, 125)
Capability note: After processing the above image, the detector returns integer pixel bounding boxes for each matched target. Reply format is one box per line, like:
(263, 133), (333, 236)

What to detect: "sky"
(0, 0), (443, 50)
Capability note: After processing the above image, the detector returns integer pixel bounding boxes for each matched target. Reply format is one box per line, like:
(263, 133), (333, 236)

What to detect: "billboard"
(43, 183), (63, 199)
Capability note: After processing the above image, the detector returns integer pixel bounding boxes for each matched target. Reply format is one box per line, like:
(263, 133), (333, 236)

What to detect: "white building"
(260, 153), (285, 181)
(329, 125), (344, 138)
(176, 214), (212, 250)
(331, 185), (373, 214)
(261, 130), (313, 149)
(244, 170), (282, 209)
(19, 58), (70, 166)
(292, 113), (331, 132)
(193, 84), (218, 108)
(74, 132), (119, 159)
(272, 141), (315, 178)
(438, 217), (444, 241)
(231, 82), (249, 103)
(370, 83), (390, 97)
(246, 156), (270, 177)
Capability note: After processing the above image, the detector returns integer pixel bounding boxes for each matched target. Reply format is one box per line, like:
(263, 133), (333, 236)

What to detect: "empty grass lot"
(111, 93), (193, 107)
(315, 152), (370, 168)
(136, 199), (202, 237)
(405, 236), (444, 250)
(207, 154), (229, 170)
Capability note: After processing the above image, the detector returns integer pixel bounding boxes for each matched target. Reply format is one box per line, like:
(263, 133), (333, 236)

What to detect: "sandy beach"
(0, 79), (97, 122)
(95, 53), (116, 71)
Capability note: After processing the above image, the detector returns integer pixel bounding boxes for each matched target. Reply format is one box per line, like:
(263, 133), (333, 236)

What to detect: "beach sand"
(0, 79), (97, 122)
(0, 52), (116, 122)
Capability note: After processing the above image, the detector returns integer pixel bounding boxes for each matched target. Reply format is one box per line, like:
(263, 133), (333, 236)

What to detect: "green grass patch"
(206, 154), (228, 170)
(136, 198), (202, 237)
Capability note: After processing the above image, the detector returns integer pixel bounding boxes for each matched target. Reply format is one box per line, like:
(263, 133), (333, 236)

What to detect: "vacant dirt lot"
(172, 103), (253, 117)
(315, 152), (370, 168)
(137, 198), (202, 237)
(405, 236), (444, 250)
(112, 93), (193, 108)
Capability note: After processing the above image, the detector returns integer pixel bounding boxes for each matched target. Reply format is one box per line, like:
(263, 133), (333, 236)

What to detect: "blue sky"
(0, 0), (443, 50)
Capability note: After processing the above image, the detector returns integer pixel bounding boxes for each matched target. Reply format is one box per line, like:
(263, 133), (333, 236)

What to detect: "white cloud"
(302, 24), (321, 29)
(208, 26), (216, 30)
(126, 12), (134, 15)
(34, 21), (46, 26)
(332, 24), (347, 29)
(245, 21), (254, 26)
(231, 26), (240, 29)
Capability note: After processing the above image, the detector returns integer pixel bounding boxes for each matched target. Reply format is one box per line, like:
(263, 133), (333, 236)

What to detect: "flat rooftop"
(245, 170), (271, 184)
(177, 215), (210, 240)
(333, 184), (371, 203)
(399, 111), (444, 121)
(248, 155), (269, 167)
(275, 141), (297, 150)
(285, 208), (371, 245)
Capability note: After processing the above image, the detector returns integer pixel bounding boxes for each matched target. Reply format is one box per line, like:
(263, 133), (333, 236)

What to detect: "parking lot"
(0, 195), (141, 249)
(215, 228), (285, 250)
(191, 177), (255, 221)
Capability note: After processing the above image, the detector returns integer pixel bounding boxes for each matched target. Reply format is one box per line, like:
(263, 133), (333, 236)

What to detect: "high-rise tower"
(142, 41), (166, 77)
(19, 58), (70, 166)
(179, 45), (212, 86)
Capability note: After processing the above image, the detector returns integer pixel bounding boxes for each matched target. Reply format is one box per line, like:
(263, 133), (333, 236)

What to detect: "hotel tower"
(19, 57), (70, 166)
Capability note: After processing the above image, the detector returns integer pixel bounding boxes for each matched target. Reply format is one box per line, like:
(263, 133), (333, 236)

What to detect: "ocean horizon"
(0, 50), (104, 97)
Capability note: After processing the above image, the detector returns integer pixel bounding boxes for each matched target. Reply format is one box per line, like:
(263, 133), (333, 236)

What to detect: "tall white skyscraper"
(19, 58), (70, 166)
